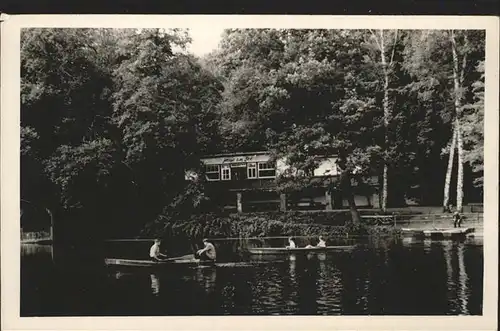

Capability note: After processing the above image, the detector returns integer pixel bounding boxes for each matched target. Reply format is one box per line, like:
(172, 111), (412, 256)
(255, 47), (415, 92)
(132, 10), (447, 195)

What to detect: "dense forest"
(20, 28), (484, 237)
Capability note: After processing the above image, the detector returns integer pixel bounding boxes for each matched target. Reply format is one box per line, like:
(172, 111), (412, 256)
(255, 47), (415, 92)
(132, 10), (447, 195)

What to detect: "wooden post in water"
(236, 192), (243, 213)
(46, 208), (54, 241)
(280, 193), (287, 212)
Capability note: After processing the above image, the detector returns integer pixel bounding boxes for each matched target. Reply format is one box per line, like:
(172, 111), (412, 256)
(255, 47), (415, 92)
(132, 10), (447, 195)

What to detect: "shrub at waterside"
(141, 212), (401, 241)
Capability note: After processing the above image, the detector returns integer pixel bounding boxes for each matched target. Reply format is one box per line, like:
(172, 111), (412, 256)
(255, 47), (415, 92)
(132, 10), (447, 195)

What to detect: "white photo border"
(1, 14), (498, 331)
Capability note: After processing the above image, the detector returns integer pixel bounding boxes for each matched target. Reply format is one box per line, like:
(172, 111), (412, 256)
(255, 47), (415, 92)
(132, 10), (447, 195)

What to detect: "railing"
(21, 230), (52, 243)
(208, 179), (277, 191)
(395, 212), (483, 222)
(469, 203), (484, 213)
(361, 215), (397, 226)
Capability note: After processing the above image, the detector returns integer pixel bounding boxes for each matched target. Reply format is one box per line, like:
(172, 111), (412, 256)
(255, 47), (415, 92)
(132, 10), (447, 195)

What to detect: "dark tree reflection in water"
(21, 237), (483, 316)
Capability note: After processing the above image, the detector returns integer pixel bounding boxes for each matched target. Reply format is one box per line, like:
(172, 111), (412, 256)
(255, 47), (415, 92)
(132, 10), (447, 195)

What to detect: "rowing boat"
(401, 227), (475, 239)
(104, 257), (214, 268)
(246, 245), (355, 255)
(104, 257), (270, 268)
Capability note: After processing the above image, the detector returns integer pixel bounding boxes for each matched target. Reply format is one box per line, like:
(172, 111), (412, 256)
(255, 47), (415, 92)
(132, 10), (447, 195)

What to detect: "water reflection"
(443, 241), (454, 312)
(21, 243), (53, 258)
(113, 271), (128, 280)
(21, 238), (483, 316)
(150, 273), (160, 296)
(457, 244), (469, 315)
(195, 267), (217, 294)
(402, 239), (479, 315)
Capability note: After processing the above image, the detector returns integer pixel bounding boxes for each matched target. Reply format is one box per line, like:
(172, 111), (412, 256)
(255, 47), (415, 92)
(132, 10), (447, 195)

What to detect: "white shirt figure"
(317, 237), (326, 248)
(150, 243), (160, 258)
(149, 240), (167, 260)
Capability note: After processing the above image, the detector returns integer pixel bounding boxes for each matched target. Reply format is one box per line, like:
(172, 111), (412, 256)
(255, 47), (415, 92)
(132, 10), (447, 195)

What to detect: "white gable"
(277, 156), (338, 177)
(314, 158), (339, 177)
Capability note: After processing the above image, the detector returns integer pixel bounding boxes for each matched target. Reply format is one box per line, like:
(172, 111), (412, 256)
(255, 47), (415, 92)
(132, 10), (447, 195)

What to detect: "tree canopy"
(21, 28), (484, 235)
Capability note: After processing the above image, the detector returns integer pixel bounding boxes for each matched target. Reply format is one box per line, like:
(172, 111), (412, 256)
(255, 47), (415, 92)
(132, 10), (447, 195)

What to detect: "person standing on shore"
(453, 210), (463, 228)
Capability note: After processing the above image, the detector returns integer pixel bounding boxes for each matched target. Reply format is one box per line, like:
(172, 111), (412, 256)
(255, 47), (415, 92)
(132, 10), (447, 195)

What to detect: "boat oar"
(175, 253), (195, 260)
(160, 254), (196, 263)
(190, 241), (200, 259)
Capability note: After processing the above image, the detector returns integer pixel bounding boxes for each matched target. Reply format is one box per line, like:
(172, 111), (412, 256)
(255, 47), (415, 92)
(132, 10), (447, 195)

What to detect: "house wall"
(275, 157), (339, 177)
(342, 195), (373, 208)
(185, 152), (380, 212)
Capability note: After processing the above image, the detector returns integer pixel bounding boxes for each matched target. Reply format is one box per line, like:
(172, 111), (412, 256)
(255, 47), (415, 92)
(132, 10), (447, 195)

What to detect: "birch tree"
(462, 60), (484, 188)
(367, 29), (399, 212)
(402, 30), (483, 212)
(447, 30), (469, 212)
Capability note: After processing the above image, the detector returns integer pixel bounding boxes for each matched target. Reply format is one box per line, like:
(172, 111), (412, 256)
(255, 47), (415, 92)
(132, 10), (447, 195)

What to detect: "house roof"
(202, 153), (272, 165)
(201, 151), (270, 158)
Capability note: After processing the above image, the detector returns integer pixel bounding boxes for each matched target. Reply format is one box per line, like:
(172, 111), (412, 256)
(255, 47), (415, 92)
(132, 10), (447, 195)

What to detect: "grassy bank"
(140, 211), (402, 241)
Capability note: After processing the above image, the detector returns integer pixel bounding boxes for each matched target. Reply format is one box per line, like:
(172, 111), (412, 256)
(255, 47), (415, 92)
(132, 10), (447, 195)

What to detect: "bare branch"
(60, 66), (74, 80)
(460, 34), (469, 86)
(368, 29), (382, 51)
(389, 30), (398, 66)
(379, 30), (386, 66)
(449, 30), (457, 53)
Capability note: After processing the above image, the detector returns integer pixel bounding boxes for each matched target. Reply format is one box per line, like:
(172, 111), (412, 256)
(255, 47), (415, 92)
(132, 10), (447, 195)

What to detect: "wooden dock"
(401, 227), (475, 239)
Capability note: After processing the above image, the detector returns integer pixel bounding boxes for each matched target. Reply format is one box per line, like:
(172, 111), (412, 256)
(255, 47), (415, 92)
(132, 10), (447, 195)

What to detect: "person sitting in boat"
(286, 237), (297, 249)
(150, 239), (168, 261)
(305, 236), (326, 248)
(196, 238), (216, 262)
(316, 236), (326, 247)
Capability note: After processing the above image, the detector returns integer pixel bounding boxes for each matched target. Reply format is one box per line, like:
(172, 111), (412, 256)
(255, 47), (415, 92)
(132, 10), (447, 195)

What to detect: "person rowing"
(286, 237), (297, 249)
(305, 236), (326, 248)
(316, 236), (326, 247)
(196, 238), (217, 262)
(149, 239), (168, 262)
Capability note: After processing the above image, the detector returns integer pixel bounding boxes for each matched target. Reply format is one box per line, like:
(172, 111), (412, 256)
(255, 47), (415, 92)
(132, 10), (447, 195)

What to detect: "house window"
(247, 163), (257, 179)
(205, 165), (220, 181)
(221, 165), (231, 181)
(258, 162), (276, 178)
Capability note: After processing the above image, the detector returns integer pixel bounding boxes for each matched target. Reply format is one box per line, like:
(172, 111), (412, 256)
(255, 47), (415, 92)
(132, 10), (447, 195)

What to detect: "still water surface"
(21, 237), (483, 316)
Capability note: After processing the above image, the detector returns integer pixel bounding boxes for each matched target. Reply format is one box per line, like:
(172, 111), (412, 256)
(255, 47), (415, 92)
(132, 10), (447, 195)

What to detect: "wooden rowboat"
(104, 257), (213, 268)
(401, 227), (475, 239)
(246, 245), (355, 255)
(104, 256), (269, 269)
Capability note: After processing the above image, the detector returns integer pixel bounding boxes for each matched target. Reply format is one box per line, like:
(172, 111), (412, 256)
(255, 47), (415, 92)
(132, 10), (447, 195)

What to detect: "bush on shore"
(140, 212), (401, 241)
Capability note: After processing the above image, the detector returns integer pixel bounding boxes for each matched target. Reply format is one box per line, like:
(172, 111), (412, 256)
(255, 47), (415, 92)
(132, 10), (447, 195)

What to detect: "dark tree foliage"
(21, 28), (223, 239)
(21, 28), (484, 236)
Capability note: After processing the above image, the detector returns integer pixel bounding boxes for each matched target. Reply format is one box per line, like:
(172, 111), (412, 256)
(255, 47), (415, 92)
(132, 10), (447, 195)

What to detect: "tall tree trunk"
(380, 30), (389, 213)
(339, 166), (361, 224)
(371, 29), (397, 213)
(450, 30), (466, 212)
(443, 125), (457, 211)
(456, 120), (464, 212)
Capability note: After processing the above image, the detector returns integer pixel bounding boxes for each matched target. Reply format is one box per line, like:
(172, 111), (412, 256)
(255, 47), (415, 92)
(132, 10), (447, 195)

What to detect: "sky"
(186, 27), (225, 57)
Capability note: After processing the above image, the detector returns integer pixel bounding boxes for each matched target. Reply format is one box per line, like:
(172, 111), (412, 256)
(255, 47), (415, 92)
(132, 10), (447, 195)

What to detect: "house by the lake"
(186, 151), (380, 213)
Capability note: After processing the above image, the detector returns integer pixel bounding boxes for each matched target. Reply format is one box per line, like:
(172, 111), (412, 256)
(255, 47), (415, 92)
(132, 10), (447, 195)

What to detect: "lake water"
(21, 236), (483, 316)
